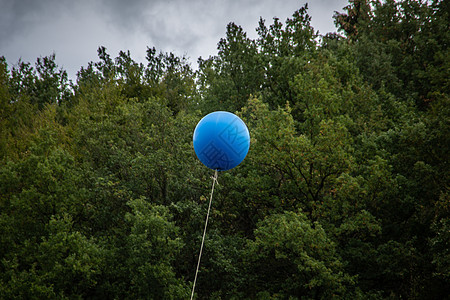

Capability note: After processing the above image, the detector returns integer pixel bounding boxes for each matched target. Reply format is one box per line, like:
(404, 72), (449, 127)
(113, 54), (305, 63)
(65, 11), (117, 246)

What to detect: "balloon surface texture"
(193, 111), (250, 171)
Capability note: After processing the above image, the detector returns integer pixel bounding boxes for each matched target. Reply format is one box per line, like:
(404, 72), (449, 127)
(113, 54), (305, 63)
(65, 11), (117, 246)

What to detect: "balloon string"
(190, 169), (218, 300)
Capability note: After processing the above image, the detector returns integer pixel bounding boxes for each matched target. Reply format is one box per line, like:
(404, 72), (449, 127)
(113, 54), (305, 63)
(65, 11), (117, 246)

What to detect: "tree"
(334, 0), (450, 106)
(196, 5), (318, 114)
(1, 3), (448, 298)
(197, 22), (264, 113)
(124, 197), (188, 299)
(76, 46), (197, 114)
(9, 53), (72, 109)
(257, 4), (318, 109)
(243, 211), (356, 298)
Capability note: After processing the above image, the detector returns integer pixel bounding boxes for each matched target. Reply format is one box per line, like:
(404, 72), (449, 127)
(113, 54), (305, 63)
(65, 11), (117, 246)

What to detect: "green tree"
(0, 122), (93, 298)
(9, 53), (72, 109)
(243, 211), (356, 298)
(76, 47), (197, 114)
(256, 4), (317, 109)
(124, 197), (189, 299)
(36, 214), (104, 298)
(197, 22), (264, 113)
(334, 0), (449, 106)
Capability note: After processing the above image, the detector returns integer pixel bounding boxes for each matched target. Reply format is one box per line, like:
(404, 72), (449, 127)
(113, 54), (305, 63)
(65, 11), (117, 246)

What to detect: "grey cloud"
(0, 0), (348, 78)
(0, 0), (74, 39)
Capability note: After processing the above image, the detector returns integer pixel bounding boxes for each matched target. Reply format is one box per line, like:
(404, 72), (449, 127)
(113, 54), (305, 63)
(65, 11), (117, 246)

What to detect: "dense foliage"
(1, 1), (448, 299)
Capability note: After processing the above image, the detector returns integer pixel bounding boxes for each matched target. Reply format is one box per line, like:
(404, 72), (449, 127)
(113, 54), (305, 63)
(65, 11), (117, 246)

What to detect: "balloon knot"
(211, 169), (219, 185)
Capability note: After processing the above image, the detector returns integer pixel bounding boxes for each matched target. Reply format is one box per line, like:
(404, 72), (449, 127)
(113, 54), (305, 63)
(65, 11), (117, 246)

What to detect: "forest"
(0, 0), (448, 299)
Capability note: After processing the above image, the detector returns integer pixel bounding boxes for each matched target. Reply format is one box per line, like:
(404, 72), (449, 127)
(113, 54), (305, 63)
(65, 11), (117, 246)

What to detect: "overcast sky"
(0, 0), (348, 79)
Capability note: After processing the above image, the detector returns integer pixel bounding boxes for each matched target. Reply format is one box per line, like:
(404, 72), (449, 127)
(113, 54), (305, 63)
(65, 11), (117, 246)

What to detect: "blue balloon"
(193, 111), (250, 171)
